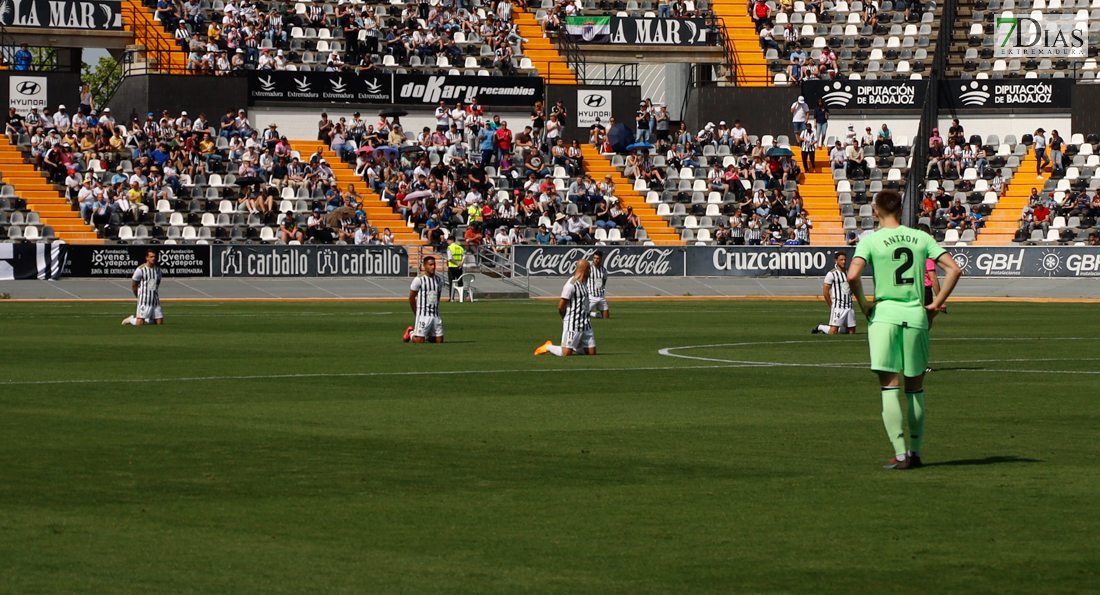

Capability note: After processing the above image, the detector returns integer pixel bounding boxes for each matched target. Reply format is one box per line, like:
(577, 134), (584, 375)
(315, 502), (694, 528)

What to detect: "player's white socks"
(546, 345), (563, 356)
(816, 324), (831, 333)
(590, 312), (598, 318)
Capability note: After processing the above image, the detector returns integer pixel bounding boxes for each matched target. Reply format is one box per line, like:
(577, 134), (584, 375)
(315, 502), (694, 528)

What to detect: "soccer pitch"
(1, 299), (1098, 593)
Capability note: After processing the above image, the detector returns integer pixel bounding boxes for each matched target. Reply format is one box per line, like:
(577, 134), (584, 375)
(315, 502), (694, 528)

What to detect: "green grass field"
(1, 299), (1098, 594)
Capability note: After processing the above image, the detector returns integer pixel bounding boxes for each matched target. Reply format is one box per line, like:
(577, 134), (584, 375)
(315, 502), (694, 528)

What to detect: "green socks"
(907, 390), (925, 454)
(881, 387), (907, 457)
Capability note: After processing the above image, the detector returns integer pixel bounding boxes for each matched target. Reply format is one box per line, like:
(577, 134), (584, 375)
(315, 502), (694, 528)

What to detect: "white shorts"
(137, 304), (163, 321)
(561, 327), (596, 351)
(589, 296), (609, 312)
(413, 314), (444, 338)
(830, 307), (856, 329)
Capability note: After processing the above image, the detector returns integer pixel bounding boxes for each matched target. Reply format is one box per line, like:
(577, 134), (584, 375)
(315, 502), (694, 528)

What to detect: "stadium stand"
(949, 0), (1099, 79)
(829, 128), (912, 243)
(901, 128), (1100, 245)
(1, 101), (698, 248)
(122, 0), (575, 81)
(716, 0), (939, 85)
(593, 123), (826, 244)
(0, 137), (99, 243)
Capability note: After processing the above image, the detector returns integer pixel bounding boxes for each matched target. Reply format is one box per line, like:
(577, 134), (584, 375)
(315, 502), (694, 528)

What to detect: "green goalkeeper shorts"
(867, 321), (930, 377)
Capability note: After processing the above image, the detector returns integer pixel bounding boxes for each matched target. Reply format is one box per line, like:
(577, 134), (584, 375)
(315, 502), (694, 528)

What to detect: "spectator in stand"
(860, 126), (875, 149)
(845, 140), (865, 178)
(759, 22), (779, 51)
(920, 193), (937, 220)
(947, 119), (965, 145)
(926, 139), (945, 177)
(783, 23), (800, 50)
(947, 198), (968, 229)
(1049, 130), (1065, 175)
(790, 95), (810, 136)
(752, 0), (772, 32)
(813, 100), (829, 146)
(800, 124), (816, 171)
(565, 213), (593, 244)
(14, 43), (33, 71)
(786, 58), (804, 84)
(279, 212), (305, 242)
(927, 126), (942, 147)
(863, 0), (879, 27)
(875, 124), (893, 154)
(830, 140), (846, 171)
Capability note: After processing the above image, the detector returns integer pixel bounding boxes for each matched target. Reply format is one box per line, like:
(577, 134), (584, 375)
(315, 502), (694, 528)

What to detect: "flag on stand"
(565, 16), (611, 43)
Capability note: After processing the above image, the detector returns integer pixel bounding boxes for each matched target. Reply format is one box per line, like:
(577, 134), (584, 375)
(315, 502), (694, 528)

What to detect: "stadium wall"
(1071, 84), (1100, 136)
(107, 75), (248, 124)
(12, 245), (1100, 280)
(685, 87), (801, 136)
(935, 115), (1072, 141)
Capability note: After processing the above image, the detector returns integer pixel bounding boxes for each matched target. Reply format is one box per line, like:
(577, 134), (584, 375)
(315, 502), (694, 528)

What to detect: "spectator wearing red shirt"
(494, 121), (512, 164)
(1033, 201), (1051, 235)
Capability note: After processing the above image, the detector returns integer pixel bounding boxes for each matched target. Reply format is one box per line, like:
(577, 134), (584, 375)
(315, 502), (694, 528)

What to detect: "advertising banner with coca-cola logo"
(514, 246), (684, 276)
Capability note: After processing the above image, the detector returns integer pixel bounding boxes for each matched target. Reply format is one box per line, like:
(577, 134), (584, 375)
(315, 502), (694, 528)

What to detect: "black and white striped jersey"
(587, 264), (607, 299)
(823, 267), (853, 310)
(410, 274), (443, 317)
(131, 264), (162, 308)
(561, 278), (592, 332)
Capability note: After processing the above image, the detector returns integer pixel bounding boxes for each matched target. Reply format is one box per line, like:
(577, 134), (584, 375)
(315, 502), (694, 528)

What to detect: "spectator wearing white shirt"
(434, 101), (451, 131)
(790, 95), (810, 135)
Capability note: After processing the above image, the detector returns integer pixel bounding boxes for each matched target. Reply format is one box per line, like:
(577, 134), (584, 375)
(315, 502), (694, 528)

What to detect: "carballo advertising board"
(514, 245), (684, 276)
(801, 80), (928, 110)
(211, 244), (408, 277)
(0, 0), (123, 30)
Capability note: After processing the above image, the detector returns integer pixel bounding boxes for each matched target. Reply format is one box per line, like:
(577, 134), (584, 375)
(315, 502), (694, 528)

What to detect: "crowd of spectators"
(323, 98), (646, 249)
(5, 101), (401, 243)
(154, 0), (532, 75)
(588, 115), (813, 244)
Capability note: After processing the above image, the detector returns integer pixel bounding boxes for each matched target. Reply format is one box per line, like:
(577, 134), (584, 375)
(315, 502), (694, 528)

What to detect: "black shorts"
(924, 285), (933, 306)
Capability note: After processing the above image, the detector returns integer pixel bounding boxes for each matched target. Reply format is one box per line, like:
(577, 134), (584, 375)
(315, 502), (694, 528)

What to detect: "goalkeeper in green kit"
(847, 190), (962, 470)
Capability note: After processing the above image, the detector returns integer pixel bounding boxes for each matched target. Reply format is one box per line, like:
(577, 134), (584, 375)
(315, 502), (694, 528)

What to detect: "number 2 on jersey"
(892, 247), (915, 285)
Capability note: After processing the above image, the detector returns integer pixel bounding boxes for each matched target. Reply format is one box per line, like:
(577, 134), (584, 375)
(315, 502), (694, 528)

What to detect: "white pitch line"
(1, 311), (396, 320)
(0, 363), (769, 387)
(657, 338), (1100, 375)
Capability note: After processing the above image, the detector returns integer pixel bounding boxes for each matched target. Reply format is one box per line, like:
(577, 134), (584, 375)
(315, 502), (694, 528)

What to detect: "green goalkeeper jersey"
(853, 225), (945, 330)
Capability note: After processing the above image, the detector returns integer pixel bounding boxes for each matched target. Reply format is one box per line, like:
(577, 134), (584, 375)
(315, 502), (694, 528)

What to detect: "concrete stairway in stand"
(708, 5), (770, 85)
(122, 1), (189, 72)
(792, 147), (845, 245)
(975, 151), (1038, 245)
(0, 138), (100, 243)
(290, 140), (422, 245)
(580, 144), (680, 244)
(514, 10), (578, 84)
